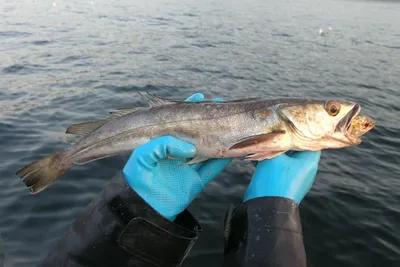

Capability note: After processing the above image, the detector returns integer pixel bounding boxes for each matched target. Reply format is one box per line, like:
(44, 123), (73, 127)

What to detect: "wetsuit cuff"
(231, 196), (302, 232)
(223, 196), (305, 267)
(109, 176), (202, 267)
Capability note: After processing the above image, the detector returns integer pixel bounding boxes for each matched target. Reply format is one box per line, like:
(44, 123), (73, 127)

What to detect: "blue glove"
(244, 151), (321, 204)
(122, 93), (232, 221)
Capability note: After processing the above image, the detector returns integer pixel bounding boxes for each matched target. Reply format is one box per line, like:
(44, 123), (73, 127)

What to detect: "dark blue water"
(1, 0), (400, 266)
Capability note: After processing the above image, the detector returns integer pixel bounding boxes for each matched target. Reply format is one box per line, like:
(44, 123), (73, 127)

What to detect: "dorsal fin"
(138, 92), (261, 106)
(65, 106), (145, 143)
(223, 98), (259, 103)
(65, 138), (80, 145)
(138, 92), (182, 107)
(66, 119), (111, 136)
(109, 107), (144, 117)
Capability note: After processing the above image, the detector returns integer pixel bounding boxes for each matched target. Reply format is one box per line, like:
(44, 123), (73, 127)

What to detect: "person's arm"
(38, 171), (202, 267)
(223, 151), (321, 267)
(38, 93), (232, 267)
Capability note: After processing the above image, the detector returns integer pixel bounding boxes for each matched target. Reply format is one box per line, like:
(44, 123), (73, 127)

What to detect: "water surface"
(0, 0), (399, 266)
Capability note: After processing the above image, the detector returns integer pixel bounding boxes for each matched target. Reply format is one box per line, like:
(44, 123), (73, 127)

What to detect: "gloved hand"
(122, 93), (232, 221)
(244, 151), (321, 204)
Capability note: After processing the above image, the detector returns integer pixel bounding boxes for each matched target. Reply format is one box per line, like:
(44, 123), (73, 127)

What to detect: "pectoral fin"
(165, 154), (209, 165)
(244, 150), (287, 161)
(228, 130), (286, 150)
(181, 156), (209, 165)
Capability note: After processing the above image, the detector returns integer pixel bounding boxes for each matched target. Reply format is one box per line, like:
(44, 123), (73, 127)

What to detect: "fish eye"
(325, 101), (341, 116)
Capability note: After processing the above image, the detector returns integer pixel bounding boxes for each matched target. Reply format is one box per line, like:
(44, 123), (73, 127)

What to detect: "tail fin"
(16, 151), (73, 194)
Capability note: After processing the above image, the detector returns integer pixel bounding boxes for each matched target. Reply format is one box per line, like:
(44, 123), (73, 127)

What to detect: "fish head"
(279, 100), (374, 148)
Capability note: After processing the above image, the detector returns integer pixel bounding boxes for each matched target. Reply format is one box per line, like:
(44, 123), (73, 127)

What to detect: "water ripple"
(2, 64), (47, 74)
(0, 31), (31, 38)
(1, 0), (400, 267)
(30, 40), (53, 46)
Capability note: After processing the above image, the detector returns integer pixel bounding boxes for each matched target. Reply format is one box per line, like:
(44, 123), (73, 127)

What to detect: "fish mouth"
(337, 104), (361, 144)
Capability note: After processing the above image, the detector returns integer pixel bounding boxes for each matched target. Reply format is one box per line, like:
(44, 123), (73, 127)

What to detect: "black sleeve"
(223, 197), (306, 267)
(38, 171), (202, 267)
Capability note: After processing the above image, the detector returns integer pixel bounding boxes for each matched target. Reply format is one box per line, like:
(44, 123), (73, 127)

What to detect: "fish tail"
(16, 151), (73, 194)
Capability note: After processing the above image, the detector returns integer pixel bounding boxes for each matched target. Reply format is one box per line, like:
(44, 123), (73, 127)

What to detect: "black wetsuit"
(38, 172), (306, 267)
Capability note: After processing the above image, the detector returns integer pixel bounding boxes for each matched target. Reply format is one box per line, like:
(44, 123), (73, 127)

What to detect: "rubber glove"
(244, 151), (321, 204)
(122, 93), (232, 221)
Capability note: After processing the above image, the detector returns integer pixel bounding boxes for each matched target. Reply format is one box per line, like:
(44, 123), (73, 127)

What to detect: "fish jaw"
(345, 114), (375, 144)
(314, 105), (374, 148)
(333, 103), (362, 145)
(311, 103), (363, 148)
(329, 104), (375, 146)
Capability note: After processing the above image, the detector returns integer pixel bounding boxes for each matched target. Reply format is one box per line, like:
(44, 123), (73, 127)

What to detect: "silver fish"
(16, 92), (375, 194)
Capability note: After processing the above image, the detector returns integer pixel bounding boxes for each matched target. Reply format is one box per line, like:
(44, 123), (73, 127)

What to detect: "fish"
(16, 92), (375, 194)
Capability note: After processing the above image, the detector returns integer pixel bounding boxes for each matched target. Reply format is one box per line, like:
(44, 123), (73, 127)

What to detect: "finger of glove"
(136, 136), (196, 168)
(185, 93), (204, 102)
(197, 158), (233, 184)
(213, 97), (223, 102)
